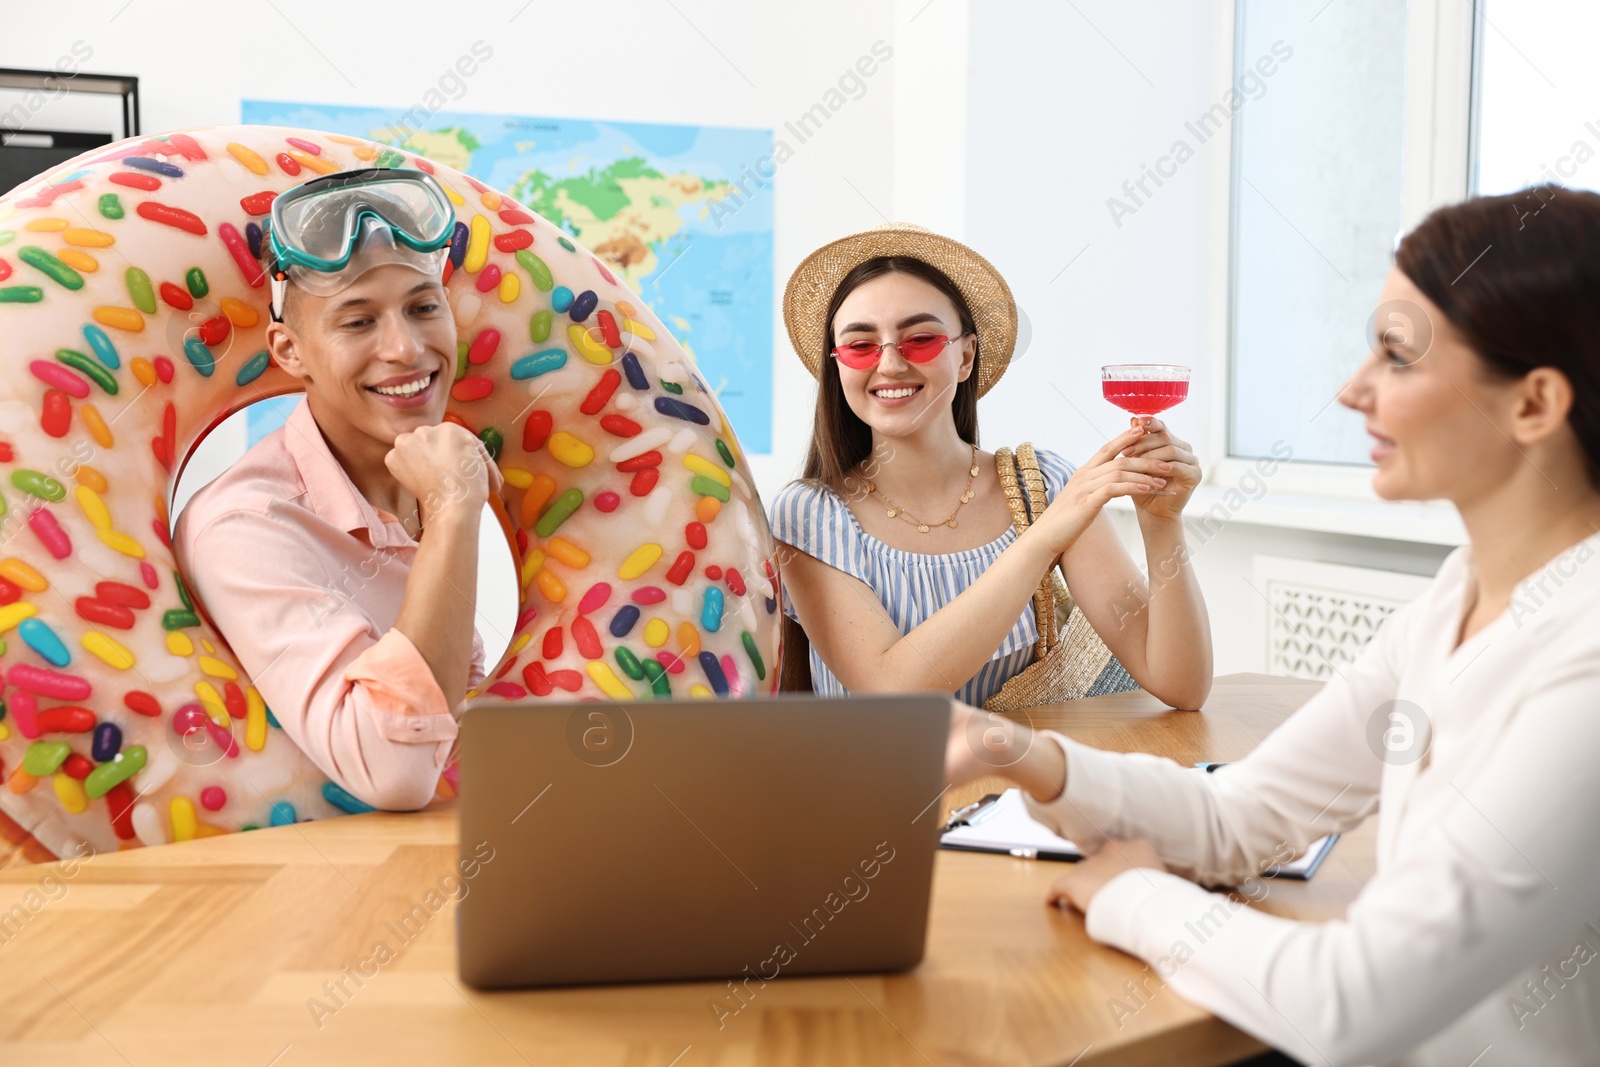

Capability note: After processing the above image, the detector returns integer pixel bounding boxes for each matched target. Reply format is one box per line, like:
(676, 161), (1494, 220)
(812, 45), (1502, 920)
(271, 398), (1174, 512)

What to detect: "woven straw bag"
(982, 444), (1121, 714)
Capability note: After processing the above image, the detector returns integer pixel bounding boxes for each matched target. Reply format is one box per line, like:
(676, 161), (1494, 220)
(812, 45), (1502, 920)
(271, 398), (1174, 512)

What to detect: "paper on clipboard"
(939, 789), (1337, 879)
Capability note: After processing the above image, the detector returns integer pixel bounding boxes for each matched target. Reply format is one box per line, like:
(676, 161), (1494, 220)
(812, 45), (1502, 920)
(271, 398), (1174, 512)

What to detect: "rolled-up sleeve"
(345, 629), (460, 743)
(180, 507), (456, 812)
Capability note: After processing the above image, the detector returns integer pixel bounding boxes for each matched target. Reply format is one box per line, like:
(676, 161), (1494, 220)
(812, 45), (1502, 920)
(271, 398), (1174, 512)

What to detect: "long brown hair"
(1395, 184), (1600, 490)
(778, 256), (982, 692)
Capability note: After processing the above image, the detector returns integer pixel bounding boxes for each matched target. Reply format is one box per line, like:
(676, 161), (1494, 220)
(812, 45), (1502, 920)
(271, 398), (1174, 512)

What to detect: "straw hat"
(782, 223), (1018, 398)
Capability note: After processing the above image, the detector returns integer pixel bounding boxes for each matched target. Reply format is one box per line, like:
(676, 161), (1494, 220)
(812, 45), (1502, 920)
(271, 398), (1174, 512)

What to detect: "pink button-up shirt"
(175, 398), (485, 810)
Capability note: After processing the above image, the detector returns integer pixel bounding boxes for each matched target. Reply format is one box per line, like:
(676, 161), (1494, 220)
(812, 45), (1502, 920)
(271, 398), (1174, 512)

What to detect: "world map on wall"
(239, 100), (775, 451)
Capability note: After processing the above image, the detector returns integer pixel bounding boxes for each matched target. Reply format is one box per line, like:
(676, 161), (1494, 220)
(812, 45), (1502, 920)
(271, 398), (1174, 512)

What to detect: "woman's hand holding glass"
(1026, 425), (1174, 558)
(1118, 416), (1200, 522)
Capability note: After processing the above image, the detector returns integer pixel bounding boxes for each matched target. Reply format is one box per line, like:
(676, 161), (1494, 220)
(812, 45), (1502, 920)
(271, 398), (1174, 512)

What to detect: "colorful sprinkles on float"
(0, 126), (782, 865)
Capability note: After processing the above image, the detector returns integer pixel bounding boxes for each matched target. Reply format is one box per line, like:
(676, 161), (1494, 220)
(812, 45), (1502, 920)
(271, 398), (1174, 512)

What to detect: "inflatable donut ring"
(0, 125), (782, 864)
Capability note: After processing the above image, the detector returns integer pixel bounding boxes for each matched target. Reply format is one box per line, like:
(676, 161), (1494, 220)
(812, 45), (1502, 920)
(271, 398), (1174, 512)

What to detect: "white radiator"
(1252, 555), (1435, 680)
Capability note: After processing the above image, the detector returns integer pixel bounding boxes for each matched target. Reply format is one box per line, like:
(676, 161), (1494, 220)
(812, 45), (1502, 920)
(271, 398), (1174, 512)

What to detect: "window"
(1471, 0), (1600, 197)
(1219, 0), (1598, 495)
(1225, 0), (1411, 468)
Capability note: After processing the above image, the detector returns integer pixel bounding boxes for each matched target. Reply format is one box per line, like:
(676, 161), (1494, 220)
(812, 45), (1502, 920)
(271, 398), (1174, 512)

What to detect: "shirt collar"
(283, 398), (414, 548)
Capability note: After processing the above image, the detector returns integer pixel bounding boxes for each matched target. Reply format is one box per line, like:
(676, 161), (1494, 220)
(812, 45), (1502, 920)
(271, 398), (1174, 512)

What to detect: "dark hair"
(778, 255), (981, 692)
(1395, 184), (1600, 490)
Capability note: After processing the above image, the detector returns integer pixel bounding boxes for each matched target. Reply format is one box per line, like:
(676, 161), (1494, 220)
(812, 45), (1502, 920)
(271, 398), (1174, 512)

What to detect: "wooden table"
(0, 674), (1370, 1066)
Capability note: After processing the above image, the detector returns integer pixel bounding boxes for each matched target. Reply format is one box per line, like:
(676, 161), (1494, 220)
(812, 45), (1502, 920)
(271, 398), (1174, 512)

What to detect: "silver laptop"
(455, 694), (950, 989)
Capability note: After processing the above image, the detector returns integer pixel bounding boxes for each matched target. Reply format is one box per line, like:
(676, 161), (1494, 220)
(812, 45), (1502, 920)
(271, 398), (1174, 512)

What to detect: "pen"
(944, 793), (1001, 830)
(1008, 847), (1081, 862)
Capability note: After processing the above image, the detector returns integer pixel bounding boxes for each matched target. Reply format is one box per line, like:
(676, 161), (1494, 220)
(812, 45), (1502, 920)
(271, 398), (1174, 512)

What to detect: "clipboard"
(939, 784), (1338, 880)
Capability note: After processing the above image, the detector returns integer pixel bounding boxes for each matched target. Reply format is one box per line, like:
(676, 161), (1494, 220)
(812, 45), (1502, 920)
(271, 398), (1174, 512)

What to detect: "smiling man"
(176, 169), (500, 811)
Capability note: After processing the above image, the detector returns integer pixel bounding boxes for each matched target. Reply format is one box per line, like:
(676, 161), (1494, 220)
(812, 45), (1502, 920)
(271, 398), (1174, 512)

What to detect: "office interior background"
(6, 0), (1594, 681)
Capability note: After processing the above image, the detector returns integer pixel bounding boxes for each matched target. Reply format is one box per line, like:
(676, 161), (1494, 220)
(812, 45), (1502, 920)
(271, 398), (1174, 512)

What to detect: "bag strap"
(1014, 443), (1059, 652)
(1014, 443), (1051, 527)
(994, 445), (1056, 658)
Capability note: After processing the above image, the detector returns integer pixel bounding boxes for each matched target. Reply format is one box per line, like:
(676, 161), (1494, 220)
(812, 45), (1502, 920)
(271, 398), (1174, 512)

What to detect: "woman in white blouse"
(947, 185), (1600, 1067)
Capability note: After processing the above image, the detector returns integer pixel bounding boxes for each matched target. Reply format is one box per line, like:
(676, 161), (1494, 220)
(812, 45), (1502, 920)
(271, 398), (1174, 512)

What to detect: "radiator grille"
(1252, 555), (1435, 680)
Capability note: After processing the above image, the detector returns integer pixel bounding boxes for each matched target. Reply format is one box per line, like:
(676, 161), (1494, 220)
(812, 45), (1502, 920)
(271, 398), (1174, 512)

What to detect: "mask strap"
(269, 271), (288, 323)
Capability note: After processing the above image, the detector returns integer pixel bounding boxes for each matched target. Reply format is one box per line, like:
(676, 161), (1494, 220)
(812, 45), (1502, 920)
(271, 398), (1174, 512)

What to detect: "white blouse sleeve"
(1023, 592), (1415, 878)
(1023, 600), (1600, 1065)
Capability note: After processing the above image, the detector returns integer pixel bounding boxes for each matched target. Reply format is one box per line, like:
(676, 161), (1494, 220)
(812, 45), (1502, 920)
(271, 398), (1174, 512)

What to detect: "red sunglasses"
(830, 332), (964, 371)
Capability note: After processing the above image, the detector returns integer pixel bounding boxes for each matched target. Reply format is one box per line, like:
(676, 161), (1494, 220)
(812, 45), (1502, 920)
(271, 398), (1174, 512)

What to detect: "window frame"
(1199, 0), (1477, 540)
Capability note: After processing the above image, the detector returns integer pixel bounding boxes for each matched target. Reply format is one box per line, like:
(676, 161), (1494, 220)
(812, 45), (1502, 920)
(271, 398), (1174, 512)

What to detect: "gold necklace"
(865, 444), (981, 533)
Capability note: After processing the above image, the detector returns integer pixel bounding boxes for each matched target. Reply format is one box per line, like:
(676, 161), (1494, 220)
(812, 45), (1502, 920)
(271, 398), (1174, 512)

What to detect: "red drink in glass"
(1101, 365), (1191, 417)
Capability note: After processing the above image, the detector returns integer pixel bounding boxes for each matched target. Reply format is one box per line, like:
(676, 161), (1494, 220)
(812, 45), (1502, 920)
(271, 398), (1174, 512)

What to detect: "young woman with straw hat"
(770, 223), (1212, 708)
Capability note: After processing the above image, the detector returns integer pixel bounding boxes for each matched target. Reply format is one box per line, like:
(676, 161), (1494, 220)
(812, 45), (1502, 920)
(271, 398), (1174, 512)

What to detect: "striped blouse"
(770, 448), (1081, 706)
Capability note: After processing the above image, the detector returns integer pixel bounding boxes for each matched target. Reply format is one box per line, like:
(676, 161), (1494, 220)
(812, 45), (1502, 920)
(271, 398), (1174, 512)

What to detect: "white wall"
(6, 0), (1456, 675)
